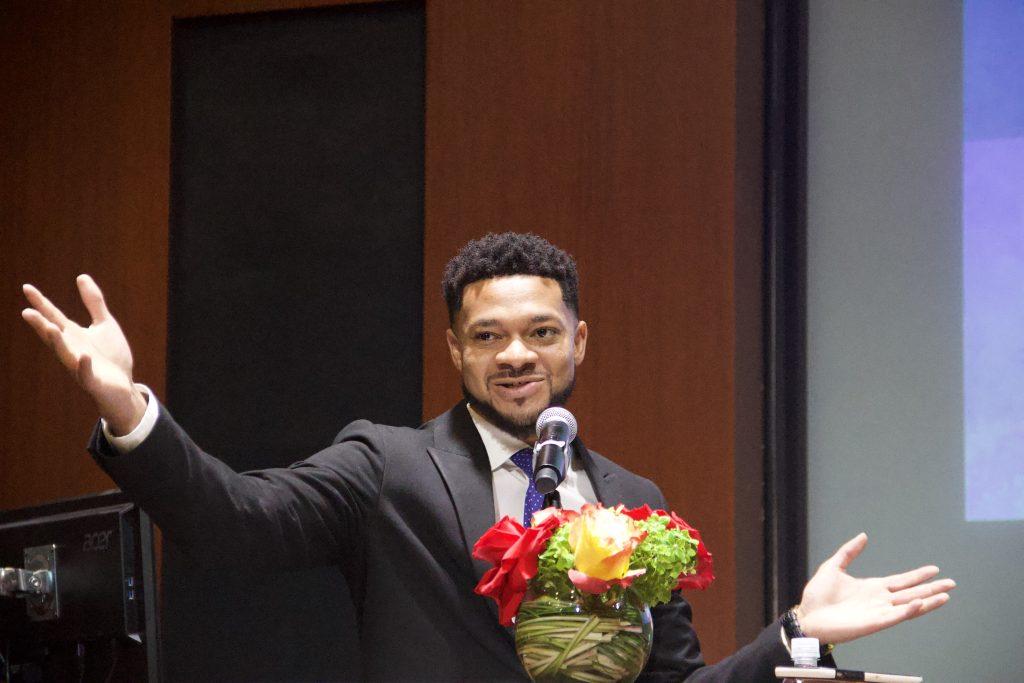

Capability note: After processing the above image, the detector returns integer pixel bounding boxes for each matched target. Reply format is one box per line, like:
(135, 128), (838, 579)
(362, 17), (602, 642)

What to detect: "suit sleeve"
(87, 401), (385, 571)
(636, 484), (794, 682)
(641, 591), (792, 681)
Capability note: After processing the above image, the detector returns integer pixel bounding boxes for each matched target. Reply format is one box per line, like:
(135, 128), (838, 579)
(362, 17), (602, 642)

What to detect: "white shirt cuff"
(100, 384), (158, 454)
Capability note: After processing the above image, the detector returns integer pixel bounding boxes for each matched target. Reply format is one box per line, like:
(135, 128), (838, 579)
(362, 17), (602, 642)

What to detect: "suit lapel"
(575, 438), (624, 506)
(424, 404), (503, 612)
(424, 404), (525, 670)
(427, 408), (622, 570)
(423, 409), (630, 653)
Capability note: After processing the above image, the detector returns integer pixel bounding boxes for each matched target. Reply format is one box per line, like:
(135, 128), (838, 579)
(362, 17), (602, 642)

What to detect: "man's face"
(446, 275), (588, 442)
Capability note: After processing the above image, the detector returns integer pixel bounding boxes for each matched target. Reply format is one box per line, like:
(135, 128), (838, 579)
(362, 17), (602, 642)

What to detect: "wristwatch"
(782, 607), (834, 658)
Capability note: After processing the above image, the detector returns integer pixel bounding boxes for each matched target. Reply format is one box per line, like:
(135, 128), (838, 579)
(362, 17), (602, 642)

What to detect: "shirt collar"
(467, 403), (530, 472)
(466, 403), (577, 473)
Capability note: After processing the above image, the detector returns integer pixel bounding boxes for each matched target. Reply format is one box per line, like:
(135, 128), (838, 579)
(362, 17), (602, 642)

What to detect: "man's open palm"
(798, 533), (955, 645)
(21, 275), (145, 434)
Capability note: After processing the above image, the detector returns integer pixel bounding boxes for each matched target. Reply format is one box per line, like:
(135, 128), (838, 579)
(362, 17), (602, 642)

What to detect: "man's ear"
(446, 328), (463, 372)
(573, 320), (588, 365)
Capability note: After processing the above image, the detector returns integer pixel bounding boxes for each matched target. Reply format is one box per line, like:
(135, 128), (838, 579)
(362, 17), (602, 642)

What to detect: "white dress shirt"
(101, 384), (159, 452)
(466, 403), (598, 524)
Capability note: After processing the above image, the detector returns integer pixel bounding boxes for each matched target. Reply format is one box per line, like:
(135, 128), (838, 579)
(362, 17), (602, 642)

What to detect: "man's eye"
(475, 331), (496, 342)
(534, 327), (558, 339)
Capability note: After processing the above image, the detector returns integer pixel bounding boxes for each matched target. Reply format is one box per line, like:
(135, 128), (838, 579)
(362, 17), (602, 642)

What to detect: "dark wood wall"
(1, 0), (761, 663)
(423, 2), (761, 659)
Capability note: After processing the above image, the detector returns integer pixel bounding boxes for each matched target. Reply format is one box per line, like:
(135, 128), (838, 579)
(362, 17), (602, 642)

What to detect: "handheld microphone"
(533, 407), (578, 494)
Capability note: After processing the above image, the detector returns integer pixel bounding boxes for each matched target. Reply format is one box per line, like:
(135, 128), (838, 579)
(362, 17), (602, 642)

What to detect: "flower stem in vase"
(515, 592), (653, 683)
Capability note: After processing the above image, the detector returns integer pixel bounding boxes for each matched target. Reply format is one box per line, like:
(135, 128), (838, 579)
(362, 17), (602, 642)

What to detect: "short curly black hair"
(442, 232), (579, 325)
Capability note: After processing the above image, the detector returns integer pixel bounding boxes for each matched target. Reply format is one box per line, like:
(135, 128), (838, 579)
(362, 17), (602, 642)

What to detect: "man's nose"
(496, 337), (538, 368)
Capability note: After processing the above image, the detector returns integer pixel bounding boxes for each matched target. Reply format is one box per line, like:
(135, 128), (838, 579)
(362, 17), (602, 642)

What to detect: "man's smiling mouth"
(493, 374), (545, 387)
(492, 376), (545, 399)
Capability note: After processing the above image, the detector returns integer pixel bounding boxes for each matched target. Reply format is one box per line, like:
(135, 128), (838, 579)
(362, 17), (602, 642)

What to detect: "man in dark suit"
(22, 233), (953, 681)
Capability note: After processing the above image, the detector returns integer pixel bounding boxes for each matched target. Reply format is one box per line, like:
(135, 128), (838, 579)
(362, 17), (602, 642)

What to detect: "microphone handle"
(534, 421), (571, 494)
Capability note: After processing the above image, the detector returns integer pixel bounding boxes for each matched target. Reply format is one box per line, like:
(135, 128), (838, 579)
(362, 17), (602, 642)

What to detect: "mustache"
(489, 368), (542, 381)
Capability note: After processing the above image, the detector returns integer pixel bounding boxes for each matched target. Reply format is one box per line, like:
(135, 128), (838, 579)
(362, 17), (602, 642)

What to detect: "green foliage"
(532, 526), (575, 596)
(530, 513), (700, 608)
(628, 515), (699, 607)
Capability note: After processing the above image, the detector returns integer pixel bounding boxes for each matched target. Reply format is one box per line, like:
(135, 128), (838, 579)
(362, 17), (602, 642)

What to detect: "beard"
(463, 376), (576, 443)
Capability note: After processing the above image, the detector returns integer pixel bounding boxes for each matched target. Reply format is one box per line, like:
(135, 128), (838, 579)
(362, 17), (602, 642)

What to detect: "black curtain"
(167, 3), (424, 679)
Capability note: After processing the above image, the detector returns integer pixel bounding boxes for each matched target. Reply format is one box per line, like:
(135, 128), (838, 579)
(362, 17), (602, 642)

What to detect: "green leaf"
(628, 514), (699, 606)
(533, 525), (575, 596)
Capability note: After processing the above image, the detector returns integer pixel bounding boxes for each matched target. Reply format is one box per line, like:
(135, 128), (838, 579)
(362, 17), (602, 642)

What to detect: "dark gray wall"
(167, 4), (424, 680)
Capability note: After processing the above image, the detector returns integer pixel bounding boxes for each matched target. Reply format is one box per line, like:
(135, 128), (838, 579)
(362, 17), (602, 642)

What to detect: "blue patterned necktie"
(510, 447), (544, 527)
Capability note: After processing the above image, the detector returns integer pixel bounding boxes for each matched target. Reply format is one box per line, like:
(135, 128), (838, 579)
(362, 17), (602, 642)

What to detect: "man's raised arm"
(20, 275), (384, 571)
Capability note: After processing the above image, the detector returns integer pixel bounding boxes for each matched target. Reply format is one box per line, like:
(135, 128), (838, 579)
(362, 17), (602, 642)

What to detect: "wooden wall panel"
(423, 1), (746, 661)
(1, 3), (172, 509)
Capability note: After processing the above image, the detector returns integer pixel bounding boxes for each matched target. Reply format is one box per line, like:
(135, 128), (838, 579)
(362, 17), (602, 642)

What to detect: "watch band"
(782, 607), (835, 658)
(781, 607), (805, 638)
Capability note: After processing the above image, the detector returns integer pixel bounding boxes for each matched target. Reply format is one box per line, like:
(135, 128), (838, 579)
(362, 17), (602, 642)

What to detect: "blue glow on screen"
(964, 0), (1024, 521)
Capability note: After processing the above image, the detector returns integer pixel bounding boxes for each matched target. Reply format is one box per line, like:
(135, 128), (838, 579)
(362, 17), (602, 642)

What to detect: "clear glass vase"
(513, 586), (653, 683)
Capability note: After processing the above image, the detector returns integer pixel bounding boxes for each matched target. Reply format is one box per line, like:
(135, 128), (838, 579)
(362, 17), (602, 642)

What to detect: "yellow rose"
(569, 505), (643, 581)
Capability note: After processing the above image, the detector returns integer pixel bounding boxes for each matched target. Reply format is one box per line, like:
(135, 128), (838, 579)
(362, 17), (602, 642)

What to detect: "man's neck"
(463, 401), (537, 444)
(466, 403), (533, 472)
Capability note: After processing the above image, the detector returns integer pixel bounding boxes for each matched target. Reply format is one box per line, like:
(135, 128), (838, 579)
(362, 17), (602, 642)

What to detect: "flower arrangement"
(473, 504), (714, 683)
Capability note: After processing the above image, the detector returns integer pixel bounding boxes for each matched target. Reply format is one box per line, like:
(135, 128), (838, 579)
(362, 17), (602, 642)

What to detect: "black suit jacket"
(89, 401), (792, 681)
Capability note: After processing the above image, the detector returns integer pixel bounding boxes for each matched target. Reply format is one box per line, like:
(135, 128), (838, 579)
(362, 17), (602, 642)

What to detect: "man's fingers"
(895, 598), (924, 622)
(891, 577), (956, 605)
(23, 308), (78, 366)
(891, 593), (950, 623)
(22, 308), (59, 345)
(22, 284), (71, 329)
(827, 532), (868, 571)
(76, 274), (111, 324)
(916, 592), (951, 616)
(878, 592), (950, 634)
(23, 309), (89, 378)
(866, 598), (925, 634)
(885, 565), (940, 592)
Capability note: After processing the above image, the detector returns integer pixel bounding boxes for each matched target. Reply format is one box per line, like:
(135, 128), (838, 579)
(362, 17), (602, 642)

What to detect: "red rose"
(472, 516), (526, 565)
(473, 513), (561, 626)
(622, 504), (654, 522)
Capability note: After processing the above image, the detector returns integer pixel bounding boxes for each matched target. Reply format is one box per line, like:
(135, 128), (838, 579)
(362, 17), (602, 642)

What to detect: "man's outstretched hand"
(797, 532), (955, 645)
(21, 275), (147, 435)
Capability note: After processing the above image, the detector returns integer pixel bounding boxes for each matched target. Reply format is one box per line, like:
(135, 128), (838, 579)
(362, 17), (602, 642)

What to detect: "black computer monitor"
(0, 491), (160, 682)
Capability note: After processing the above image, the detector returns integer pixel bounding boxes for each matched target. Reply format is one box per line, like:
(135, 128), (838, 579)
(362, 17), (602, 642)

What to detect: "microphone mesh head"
(535, 407), (578, 441)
